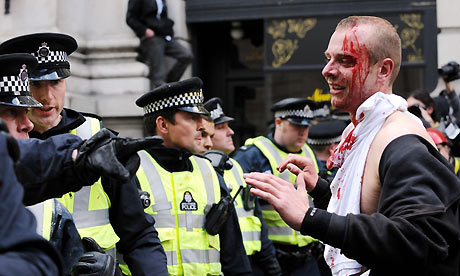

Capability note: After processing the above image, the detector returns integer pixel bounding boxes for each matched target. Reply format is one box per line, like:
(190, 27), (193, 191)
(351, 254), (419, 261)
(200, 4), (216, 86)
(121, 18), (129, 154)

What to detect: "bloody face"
(322, 25), (380, 118)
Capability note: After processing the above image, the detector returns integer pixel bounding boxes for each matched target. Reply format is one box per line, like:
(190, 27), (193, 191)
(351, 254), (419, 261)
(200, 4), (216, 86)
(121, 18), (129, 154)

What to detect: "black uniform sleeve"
(217, 173), (252, 275)
(126, 0), (147, 38)
(0, 134), (63, 276)
(50, 200), (84, 275)
(17, 134), (84, 205)
(232, 146), (268, 174)
(300, 134), (460, 274)
(102, 176), (168, 275)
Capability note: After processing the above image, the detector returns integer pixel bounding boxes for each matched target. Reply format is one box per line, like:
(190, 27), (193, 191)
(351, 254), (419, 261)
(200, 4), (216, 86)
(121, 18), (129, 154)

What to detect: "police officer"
(307, 119), (347, 182)
(134, 77), (252, 275)
(0, 33), (168, 275)
(203, 97), (282, 276)
(0, 53), (84, 275)
(233, 97), (321, 276)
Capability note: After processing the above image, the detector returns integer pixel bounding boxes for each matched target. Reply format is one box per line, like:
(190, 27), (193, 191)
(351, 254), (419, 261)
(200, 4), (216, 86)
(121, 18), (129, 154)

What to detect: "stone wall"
(0, 0), (191, 137)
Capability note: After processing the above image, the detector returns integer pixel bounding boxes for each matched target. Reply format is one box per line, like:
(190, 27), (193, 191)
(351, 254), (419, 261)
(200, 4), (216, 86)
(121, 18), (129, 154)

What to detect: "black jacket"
(302, 134), (460, 275)
(126, 0), (174, 38)
(29, 108), (168, 275)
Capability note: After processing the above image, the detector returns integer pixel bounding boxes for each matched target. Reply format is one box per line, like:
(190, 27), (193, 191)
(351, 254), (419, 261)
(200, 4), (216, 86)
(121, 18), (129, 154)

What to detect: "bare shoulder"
(368, 110), (434, 174)
(375, 111), (434, 150)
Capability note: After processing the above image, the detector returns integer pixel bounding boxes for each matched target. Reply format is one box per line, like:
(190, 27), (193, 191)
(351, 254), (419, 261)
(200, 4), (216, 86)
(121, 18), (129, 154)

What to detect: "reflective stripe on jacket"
(27, 199), (54, 241)
(137, 150), (222, 275)
(224, 158), (262, 255)
(245, 136), (317, 247)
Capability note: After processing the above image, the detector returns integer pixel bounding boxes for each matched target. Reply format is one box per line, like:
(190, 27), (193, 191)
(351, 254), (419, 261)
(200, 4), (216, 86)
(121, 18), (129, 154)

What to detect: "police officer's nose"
(18, 112), (34, 134)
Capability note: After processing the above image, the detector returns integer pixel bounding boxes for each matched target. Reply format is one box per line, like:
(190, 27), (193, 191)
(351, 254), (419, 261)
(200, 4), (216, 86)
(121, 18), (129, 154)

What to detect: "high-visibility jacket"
(224, 158), (262, 255)
(136, 150), (222, 276)
(245, 136), (318, 247)
(27, 199), (54, 241)
(57, 116), (119, 257)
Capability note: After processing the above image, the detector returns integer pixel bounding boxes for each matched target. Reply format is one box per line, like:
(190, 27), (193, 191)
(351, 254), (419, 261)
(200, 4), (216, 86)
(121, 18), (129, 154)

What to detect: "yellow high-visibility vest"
(245, 136), (318, 247)
(136, 150), (222, 275)
(224, 158), (262, 255)
(57, 116), (118, 258)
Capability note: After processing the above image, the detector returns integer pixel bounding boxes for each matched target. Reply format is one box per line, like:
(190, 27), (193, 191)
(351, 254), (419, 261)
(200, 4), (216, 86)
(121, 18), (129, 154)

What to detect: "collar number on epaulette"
(180, 191), (198, 211)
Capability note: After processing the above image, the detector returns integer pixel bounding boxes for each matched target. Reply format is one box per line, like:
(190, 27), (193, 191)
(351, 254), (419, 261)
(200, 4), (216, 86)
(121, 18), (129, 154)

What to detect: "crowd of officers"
(0, 32), (351, 276)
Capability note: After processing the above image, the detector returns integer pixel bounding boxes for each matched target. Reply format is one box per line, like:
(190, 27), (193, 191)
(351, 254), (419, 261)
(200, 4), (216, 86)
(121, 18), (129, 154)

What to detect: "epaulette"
(80, 111), (102, 121)
(238, 145), (250, 151)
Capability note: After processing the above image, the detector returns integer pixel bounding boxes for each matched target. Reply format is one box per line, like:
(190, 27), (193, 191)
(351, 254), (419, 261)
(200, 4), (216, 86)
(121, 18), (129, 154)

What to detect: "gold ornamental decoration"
(268, 18), (317, 68)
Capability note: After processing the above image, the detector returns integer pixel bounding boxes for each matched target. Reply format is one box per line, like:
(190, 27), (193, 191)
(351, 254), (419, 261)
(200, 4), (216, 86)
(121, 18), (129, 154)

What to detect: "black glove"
(74, 128), (163, 183)
(0, 118), (20, 163)
(71, 251), (116, 276)
(71, 237), (121, 276)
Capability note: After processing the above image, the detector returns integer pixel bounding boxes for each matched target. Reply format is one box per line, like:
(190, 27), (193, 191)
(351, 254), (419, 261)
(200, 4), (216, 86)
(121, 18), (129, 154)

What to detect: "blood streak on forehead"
(341, 27), (371, 100)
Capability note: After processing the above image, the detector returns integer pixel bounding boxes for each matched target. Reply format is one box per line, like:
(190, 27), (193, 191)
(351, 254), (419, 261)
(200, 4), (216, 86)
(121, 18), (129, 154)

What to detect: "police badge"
(37, 42), (50, 57)
(180, 191), (198, 211)
(19, 64), (28, 82)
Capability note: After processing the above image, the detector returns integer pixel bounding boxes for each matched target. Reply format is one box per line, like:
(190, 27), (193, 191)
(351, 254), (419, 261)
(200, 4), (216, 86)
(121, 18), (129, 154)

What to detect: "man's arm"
(103, 176), (168, 275)
(126, 0), (148, 38)
(18, 134), (84, 205)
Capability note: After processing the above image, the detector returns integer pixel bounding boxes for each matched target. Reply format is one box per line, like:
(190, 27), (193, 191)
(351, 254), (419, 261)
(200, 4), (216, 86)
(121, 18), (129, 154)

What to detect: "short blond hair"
(336, 16), (401, 84)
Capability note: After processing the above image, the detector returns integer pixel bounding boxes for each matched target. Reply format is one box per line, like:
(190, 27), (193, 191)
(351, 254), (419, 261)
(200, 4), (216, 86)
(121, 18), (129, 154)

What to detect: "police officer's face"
(196, 120), (215, 154)
(0, 106), (34, 139)
(29, 79), (66, 133)
(211, 122), (235, 155)
(164, 111), (205, 152)
(276, 119), (309, 152)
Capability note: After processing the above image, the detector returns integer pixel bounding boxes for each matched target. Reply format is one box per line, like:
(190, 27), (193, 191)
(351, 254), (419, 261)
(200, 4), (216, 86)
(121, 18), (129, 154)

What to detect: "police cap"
(203, 97), (234, 125)
(0, 53), (42, 108)
(0, 33), (78, 81)
(136, 77), (209, 116)
(307, 120), (347, 146)
(271, 98), (316, 126)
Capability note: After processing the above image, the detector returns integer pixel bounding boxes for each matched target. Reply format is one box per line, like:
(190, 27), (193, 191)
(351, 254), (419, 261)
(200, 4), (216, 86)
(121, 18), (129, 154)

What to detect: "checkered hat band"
(32, 50), (68, 64)
(0, 76), (29, 94)
(275, 109), (313, 118)
(143, 91), (204, 114)
(210, 106), (224, 120)
(308, 136), (342, 145)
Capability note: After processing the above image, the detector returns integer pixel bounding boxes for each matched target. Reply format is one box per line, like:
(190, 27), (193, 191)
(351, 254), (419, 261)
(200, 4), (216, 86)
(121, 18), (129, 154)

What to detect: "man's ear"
(156, 116), (169, 135)
(379, 58), (394, 81)
(274, 117), (283, 127)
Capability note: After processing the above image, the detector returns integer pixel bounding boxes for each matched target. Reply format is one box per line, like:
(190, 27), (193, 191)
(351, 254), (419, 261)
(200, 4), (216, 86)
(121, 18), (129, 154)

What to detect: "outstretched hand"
(75, 129), (163, 183)
(244, 172), (310, 231)
(277, 154), (318, 192)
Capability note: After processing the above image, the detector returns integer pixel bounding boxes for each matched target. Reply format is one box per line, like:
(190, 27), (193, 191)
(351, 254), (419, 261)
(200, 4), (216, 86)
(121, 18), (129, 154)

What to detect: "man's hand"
(71, 237), (120, 276)
(145, 28), (155, 38)
(244, 172), (309, 231)
(74, 128), (163, 183)
(277, 154), (318, 192)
